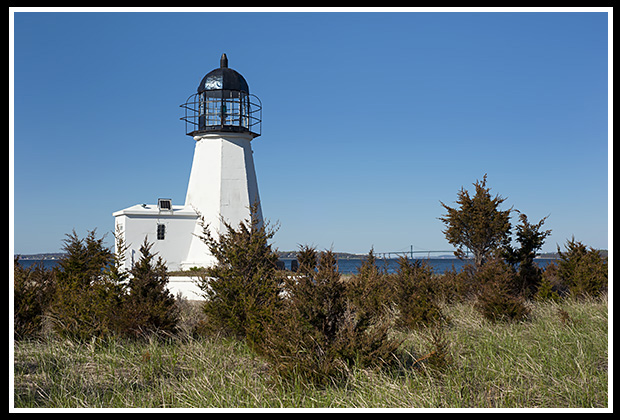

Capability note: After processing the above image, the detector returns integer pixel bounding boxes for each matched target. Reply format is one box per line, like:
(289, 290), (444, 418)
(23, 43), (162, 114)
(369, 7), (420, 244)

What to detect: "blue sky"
(11, 10), (610, 255)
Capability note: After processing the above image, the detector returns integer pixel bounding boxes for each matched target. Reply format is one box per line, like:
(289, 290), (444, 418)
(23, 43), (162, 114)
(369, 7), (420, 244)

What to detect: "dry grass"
(13, 297), (608, 408)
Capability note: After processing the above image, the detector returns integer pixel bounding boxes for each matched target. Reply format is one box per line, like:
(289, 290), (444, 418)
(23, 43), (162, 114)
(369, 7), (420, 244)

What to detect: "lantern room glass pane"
(197, 90), (251, 130)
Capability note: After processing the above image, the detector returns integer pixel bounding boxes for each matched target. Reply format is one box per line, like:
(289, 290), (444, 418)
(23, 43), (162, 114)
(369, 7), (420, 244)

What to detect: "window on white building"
(157, 224), (166, 240)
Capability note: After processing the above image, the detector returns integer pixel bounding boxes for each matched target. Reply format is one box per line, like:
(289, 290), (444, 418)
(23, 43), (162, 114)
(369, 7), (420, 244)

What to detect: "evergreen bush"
(438, 263), (479, 302)
(195, 203), (282, 351)
(557, 237), (607, 298)
(393, 257), (444, 330)
(346, 249), (392, 319)
(261, 247), (400, 385)
(47, 230), (121, 340)
(502, 213), (552, 299)
(121, 238), (179, 337)
(535, 273), (561, 302)
(39, 229), (179, 340)
(474, 258), (530, 322)
(439, 174), (512, 269)
(13, 257), (55, 339)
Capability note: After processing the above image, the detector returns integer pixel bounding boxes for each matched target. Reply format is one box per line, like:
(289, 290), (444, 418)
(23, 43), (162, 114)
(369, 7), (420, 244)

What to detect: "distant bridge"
(373, 247), (471, 260)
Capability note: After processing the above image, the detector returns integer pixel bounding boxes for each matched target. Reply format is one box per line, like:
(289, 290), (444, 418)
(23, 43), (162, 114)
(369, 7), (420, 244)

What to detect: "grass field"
(13, 297), (608, 409)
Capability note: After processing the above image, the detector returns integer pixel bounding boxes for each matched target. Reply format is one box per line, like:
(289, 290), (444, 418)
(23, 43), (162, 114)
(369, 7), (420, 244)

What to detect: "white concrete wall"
(167, 275), (204, 300)
(182, 132), (262, 270)
(114, 206), (197, 272)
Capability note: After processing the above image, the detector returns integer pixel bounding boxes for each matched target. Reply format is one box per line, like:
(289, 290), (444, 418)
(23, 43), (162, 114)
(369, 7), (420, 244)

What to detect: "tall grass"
(13, 297), (608, 408)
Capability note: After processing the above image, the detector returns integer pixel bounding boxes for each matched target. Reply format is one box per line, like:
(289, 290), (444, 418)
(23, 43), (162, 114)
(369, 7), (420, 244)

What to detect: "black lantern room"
(181, 54), (262, 137)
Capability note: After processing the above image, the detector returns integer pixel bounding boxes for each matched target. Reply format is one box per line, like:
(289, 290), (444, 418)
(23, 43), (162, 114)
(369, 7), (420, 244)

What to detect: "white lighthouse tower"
(179, 53), (263, 269)
(113, 54), (263, 274)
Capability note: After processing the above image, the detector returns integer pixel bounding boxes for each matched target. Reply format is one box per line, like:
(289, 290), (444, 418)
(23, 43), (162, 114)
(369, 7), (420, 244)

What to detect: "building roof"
(112, 204), (198, 218)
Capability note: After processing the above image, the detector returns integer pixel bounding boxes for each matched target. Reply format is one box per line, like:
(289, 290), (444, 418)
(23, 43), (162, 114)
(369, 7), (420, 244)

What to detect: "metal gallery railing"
(180, 91), (262, 137)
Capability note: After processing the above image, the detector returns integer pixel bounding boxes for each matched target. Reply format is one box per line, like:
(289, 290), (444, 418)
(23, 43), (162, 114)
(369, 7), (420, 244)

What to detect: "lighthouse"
(180, 53), (263, 269)
(113, 54), (263, 273)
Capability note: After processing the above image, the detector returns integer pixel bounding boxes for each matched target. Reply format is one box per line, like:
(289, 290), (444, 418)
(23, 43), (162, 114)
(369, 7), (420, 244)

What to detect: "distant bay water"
(15, 259), (62, 271)
(17, 257), (557, 275)
(279, 257), (557, 274)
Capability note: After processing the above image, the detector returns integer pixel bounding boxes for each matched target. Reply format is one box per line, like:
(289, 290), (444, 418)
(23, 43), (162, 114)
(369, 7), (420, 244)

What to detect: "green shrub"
(474, 258), (530, 322)
(393, 257), (444, 330)
(346, 249), (392, 320)
(121, 238), (179, 337)
(437, 263), (479, 302)
(535, 274), (561, 302)
(195, 204), (282, 351)
(557, 237), (608, 298)
(439, 174), (512, 269)
(261, 247), (400, 385)
(13, 257), (55, 339)
(47, 230), (121, 340)
(502, 213), (552, 299)
(41, 229), (179, 340)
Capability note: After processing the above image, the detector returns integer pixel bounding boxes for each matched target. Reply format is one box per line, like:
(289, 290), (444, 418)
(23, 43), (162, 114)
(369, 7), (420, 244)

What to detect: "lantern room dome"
(197, 53), (250, 94)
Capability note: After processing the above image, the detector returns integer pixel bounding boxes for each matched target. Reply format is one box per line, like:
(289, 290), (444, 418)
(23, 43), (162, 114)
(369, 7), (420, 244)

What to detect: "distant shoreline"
(14, 253), (66, 260)
(14, 251), (587, 261)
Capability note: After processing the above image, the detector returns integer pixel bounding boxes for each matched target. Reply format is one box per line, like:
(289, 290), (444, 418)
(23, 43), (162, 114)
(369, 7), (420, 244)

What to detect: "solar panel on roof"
(158, 198), (172, 211)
